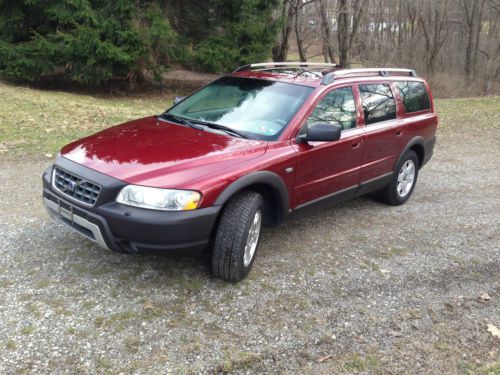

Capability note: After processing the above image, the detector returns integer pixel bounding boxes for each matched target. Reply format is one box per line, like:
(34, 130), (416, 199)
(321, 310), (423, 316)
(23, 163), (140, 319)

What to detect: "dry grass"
(0, 81), (173, 157)
(434, 95), (500, 133)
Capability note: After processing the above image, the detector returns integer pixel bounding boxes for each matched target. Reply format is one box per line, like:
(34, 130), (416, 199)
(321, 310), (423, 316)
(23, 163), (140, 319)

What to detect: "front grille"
(53, 167), (101, 206)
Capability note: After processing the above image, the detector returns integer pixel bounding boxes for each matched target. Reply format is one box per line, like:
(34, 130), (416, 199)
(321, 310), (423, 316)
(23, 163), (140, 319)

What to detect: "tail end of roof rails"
(321, 68), (418, 85)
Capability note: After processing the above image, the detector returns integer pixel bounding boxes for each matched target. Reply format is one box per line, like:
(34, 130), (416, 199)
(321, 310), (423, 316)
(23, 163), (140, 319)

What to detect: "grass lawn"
(0, 80), (499, 157)
(0, 81), (173, 157)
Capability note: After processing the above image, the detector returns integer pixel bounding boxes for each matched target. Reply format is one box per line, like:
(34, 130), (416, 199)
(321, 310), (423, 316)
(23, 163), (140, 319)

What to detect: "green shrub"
(0, 0), (179, 85)
(0, 0), (279, 84)
(193, 0), (279, 72)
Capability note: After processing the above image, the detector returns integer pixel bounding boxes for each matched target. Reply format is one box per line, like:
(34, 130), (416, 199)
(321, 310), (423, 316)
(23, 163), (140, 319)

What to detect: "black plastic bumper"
(422, 136), (436, 167)
(42, 158), (221, 255)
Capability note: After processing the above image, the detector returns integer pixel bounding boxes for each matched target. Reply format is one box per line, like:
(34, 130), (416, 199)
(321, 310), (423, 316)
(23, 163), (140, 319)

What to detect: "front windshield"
(166, 76), (314, 140)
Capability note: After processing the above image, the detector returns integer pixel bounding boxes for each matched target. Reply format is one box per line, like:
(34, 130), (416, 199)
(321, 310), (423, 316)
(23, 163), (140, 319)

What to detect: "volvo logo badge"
(62, 180), (84, 193)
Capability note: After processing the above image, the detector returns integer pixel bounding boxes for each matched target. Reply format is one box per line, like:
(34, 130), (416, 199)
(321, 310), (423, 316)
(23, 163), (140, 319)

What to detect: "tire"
(212, 191), (265, 282)
(378, 150), (419, 206)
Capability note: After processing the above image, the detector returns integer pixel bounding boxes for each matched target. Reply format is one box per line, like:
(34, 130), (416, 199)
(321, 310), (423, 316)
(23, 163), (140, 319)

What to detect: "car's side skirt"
(355, 172), (393, 197)
(290, 186), (356, 218)
(290, 172), (393, 217)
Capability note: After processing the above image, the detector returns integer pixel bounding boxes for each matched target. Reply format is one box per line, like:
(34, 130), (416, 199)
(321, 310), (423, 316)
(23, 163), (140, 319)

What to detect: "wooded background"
(1, 0), (499, 96)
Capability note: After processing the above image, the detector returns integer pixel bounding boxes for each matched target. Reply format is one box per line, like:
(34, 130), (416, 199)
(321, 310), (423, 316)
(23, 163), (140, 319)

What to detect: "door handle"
(396, 130), (403, 136)
(352, 142), (361, 149)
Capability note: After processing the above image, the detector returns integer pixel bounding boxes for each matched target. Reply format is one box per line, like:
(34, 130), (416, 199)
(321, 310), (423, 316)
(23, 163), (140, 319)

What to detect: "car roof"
(229, 63), (422, 88)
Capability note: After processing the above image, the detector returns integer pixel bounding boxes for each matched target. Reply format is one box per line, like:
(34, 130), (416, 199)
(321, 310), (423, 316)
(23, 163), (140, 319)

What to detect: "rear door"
(358, 82), (403, 183)
(394, 80), (437, 155)
(292, 85), (365, 208)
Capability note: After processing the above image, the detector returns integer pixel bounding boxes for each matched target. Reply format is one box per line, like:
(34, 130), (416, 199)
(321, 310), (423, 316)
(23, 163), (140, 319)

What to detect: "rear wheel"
(378, 150), (419, 205)
(212, 191), (264, 281)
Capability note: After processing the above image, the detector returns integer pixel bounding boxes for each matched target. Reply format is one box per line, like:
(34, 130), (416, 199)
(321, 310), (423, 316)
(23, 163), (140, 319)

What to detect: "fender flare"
(394, 136), (425, 170)
(214, 171), (289, 221)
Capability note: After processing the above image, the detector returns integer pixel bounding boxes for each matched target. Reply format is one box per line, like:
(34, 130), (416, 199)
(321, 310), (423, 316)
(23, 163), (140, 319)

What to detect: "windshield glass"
(165, 76), (314, 140)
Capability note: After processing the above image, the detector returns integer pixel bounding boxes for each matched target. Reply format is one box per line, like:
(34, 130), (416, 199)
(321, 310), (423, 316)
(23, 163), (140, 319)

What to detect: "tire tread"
(212, 191), (263, 281)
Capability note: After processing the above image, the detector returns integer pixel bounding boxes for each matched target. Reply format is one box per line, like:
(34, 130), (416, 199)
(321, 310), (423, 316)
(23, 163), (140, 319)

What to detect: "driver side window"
(306, 87), (357, 131)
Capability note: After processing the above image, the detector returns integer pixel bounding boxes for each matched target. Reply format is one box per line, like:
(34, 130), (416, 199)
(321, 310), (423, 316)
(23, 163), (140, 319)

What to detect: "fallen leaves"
(318, 354), (333, 363)
(479, 292), (491, 301)
(143, 302), (155, 311)
(486, 324), (500, 338)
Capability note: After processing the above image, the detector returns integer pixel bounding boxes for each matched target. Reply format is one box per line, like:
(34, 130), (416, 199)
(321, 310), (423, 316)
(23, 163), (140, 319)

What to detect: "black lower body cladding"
(42, 158), (221, 254)
(422, 136), (436, 167)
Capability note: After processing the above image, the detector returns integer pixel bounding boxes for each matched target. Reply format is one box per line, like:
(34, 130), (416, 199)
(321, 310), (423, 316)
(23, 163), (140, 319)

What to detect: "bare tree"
(272, 0), (317, 62)
(459, 0), (486, 81)
(270, 0), (499, 95)
(318, 0), (335, 62)
(272, 1), (295, 61)
(337, 0), (367, 67)
(416, 0), (450, 75)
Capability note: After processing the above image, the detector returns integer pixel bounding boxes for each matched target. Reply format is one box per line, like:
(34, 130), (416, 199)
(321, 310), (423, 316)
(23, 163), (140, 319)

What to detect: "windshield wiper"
(161, 113), (248, 139)
(160, 113), (204, 130)
(188, 119), (249, 139)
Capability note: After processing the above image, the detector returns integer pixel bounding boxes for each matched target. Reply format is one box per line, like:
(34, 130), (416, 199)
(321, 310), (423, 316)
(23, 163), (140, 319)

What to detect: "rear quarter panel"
(391, 78), (438, 166)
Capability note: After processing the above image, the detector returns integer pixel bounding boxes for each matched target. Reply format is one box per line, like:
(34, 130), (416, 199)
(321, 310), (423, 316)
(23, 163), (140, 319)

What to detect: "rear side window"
(359, 84), (397, 125)
(395, 81), (431, 113)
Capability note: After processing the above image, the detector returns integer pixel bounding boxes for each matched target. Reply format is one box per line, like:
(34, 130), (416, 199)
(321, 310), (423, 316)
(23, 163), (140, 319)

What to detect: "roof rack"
(321, 68), (417, 85)
(234, 62), (337, 72)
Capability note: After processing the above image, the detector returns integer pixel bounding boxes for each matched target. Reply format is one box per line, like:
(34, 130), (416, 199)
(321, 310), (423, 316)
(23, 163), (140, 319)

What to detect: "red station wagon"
(43, 62), (438, 281)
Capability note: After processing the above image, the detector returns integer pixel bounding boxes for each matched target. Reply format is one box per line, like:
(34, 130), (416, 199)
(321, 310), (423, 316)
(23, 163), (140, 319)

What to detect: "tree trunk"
(272, 2), (295, 62)
(464, 0), (478, 81)
(337, 0), (349, 67)
(417, 0), (449, 76)
(294, 2), (307, 62)
(319, 0), (335, 63)
(322, 43), (329, 62)
(471, 0), (485, 79)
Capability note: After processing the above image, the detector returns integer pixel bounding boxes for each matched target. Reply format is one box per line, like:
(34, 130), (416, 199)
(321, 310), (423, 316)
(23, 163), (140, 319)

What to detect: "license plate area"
(43, 197), (110, 251)
(57, 200), (75, 222)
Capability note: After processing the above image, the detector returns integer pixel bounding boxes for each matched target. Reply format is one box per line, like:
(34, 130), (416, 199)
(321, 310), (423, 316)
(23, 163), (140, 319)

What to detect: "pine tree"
(0, 0), (178, 85)
(0, 0), (279, 85)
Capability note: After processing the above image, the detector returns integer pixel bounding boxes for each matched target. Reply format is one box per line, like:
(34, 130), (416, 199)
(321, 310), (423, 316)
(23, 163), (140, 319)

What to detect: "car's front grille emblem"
(52, 167), (101, 206)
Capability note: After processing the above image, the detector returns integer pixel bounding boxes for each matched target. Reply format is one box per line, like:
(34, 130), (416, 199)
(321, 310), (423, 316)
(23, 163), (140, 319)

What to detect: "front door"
(292, 85), (365, 209)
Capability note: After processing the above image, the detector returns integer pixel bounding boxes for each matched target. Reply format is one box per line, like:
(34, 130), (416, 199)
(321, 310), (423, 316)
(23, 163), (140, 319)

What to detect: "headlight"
(116, 185), (201, 211)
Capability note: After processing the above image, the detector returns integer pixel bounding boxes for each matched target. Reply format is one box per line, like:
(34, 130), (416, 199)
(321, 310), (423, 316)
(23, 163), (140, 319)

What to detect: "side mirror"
(298, 122), (342, 143)
(173, 96), (186, 105)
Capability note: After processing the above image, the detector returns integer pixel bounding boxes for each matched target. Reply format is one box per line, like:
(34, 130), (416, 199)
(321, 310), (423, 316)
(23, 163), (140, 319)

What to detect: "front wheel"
(378, 150), (419, 205)
(212, 191), (264, 281)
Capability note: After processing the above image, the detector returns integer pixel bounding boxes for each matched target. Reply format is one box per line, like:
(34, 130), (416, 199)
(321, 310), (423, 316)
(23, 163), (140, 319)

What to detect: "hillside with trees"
(0, 0), (279, 85)
(0, 0), (499, 95)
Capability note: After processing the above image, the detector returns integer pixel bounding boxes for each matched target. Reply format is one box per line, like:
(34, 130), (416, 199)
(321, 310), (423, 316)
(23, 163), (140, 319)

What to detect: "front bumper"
(43, 158), (221, 254)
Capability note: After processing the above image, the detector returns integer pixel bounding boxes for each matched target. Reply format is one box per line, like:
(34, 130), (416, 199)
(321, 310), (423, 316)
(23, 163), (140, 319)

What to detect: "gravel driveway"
(0, 123), (499, 374)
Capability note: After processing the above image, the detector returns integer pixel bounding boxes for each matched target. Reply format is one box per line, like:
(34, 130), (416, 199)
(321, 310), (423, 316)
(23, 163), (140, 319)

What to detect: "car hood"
(61, 116), (268, 188)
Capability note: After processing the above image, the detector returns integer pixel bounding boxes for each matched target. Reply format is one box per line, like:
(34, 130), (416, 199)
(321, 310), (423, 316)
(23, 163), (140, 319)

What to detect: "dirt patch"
(161, 69), (219, 92)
